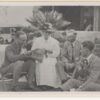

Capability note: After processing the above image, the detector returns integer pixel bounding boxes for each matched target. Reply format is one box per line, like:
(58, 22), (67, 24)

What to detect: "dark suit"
(60, 54), (100, 91)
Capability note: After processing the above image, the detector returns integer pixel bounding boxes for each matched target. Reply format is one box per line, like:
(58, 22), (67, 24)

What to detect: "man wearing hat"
(31, 23), (61, 90)
(56, 29), (82, 84)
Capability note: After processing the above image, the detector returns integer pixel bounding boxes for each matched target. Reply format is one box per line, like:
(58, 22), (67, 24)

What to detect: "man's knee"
(61, 79), (76, 91)
(14, 61), (24, 66)
(13, 61), (24, 70)
(64, 78), (80, 87)
(62, 79), (75, 87)
(22, 60), (36, 72)
(24, 60), (36, 67)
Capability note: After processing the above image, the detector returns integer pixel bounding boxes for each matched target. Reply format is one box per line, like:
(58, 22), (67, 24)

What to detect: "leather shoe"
(28, 85), (41, 91)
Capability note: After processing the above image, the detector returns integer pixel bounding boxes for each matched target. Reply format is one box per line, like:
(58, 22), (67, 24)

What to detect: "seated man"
(56, 41), (100, 91)
(0, 31), (37, 91)
(56, 30), (82, 83)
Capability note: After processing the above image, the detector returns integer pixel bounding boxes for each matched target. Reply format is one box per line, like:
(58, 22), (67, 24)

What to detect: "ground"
(0, 76), (34, 91)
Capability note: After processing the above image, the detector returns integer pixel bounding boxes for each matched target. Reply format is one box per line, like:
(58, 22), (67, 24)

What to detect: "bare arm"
(6, 47), (25, 62)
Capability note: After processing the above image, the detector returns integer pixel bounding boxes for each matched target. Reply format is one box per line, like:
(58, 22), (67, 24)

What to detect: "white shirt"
(31, 36), (60, 58)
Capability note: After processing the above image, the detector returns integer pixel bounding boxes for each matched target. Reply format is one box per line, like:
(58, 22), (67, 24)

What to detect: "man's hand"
(19, 54), (31, 61)
(65, 63), (75, 69)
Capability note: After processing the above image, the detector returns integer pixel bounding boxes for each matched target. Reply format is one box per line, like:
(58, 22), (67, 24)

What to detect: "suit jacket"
(72, 57), (90, 82)
(61, 40), (81, 63)
(73, 54), (100, 84)
(86, 54), (100, 83)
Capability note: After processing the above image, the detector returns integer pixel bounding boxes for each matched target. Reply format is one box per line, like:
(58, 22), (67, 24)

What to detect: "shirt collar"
(86, 53), (94, 62)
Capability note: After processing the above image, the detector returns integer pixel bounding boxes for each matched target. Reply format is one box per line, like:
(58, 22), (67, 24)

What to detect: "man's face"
(19, 34), (27, 47)
(81, 46), (89, 58)
(68, 34), (76, 43)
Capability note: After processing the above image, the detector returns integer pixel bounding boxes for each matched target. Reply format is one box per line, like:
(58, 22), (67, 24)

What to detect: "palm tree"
(27, 7), (71, 30)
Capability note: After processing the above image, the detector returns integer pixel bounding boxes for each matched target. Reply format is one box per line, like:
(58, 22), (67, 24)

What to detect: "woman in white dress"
(31, 23), (61, 88)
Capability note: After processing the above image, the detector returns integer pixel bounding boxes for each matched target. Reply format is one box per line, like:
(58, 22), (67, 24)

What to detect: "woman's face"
(43, 31), (50, 40)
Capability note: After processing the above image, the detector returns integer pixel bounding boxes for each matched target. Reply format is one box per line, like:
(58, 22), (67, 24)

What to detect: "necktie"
(71, 43), (74, 62)
(83, 58), (88, 65)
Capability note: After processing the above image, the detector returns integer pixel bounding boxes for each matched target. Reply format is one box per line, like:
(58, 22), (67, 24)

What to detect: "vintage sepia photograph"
(0, 2), (100, 92)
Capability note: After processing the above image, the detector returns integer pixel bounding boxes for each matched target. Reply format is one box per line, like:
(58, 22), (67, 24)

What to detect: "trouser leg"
(0, 64), (14, 76)
(24, 60), (36, 86)
(1, 60), (36, 87)
(12, 61), (24, 87)
(81, 82), (100, 91)
(56, 61), (67, 81)
(60, 79), (82, 91)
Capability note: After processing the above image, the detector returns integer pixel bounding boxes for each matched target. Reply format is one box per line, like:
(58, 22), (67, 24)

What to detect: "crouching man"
(56, 41), (100, 91)
(0, 31), (37, 91)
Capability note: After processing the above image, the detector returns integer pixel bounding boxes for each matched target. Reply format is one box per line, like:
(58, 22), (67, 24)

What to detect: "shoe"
(62, 77), (70, 84)
(11, 86), (21, 91)
(28, 85), (41, 91)
(53, 87), (63, 91)
(32, 87), (41, 91)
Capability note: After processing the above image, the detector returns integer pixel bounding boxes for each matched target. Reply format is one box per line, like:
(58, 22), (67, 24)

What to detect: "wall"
(76, 31), (100, 42)
(0, 34), (11, 42)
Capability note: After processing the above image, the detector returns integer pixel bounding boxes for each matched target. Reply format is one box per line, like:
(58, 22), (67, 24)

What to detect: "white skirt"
(36, 57), (61, 88)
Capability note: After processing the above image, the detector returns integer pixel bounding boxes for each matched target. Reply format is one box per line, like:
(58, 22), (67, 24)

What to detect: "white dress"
(31, 36), (61, 87)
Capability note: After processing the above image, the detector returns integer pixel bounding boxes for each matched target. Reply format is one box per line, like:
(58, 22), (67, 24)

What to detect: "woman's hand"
(45, 49), (53, 54)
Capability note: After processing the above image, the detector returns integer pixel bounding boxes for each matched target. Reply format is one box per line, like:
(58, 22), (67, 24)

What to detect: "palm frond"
(27, 9), (71, 30)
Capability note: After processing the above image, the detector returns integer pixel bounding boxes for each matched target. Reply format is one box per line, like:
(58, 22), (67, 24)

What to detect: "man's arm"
(6, 46), (29, 62)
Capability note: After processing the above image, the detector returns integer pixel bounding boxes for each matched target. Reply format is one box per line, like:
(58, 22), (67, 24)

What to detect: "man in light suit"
(56, 30), (82, 83)
(56, 41), (100, 91)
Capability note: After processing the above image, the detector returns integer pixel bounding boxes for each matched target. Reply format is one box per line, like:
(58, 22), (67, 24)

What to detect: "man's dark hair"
(82, 41), (95, 51)
(15, 31), (26, 38)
